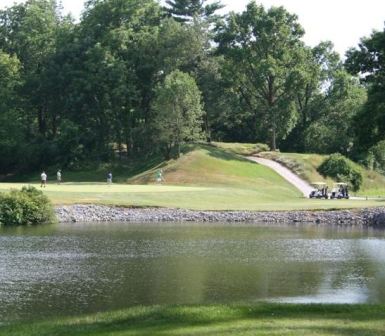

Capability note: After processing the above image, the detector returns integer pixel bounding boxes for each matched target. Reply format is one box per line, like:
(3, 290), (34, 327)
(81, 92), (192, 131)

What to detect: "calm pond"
(1, 222), (385, 321)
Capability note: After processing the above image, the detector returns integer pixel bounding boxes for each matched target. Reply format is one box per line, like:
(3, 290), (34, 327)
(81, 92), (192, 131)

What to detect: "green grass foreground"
(2, 304), (385, 336)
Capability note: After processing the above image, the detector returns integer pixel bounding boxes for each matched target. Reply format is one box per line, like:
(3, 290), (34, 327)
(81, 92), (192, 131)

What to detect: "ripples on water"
(0, 223), (385, 321)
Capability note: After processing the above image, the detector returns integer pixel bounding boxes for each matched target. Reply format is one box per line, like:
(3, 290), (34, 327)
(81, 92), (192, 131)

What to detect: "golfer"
(156, 169), (164, 183)
(41, 171), (47, 188)
(57, 170), (62, 184)
(107, 172), (112, 184)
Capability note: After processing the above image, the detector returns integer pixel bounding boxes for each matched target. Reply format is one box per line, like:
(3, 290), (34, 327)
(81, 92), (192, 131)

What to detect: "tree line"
(0, 0), (384, 174)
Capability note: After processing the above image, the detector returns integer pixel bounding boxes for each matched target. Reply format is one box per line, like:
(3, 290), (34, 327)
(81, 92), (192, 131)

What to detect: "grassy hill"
(129, 145), (297, 192)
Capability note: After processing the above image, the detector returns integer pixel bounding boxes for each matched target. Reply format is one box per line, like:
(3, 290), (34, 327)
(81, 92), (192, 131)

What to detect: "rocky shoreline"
(55, 205), (385, 228)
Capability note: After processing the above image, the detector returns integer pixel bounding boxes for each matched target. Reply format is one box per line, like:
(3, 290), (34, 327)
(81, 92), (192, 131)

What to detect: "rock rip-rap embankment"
(55, 205), (385, 228)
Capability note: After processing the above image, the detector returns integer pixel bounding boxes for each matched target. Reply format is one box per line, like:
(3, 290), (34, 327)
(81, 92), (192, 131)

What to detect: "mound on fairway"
(129, 145), (301, 194)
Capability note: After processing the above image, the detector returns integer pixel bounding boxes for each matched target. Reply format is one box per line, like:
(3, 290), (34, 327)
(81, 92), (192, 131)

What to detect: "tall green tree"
(345, 26), (385, 151)
(0, 0), (63, 138)
(152, 70), (204, 158)
(303, 70), (366, 154)
(282, 41), (342, 151)
(156, 17), (217, 141)
(163, 1), (224, 142)
(156, 18), (206, 75)
(0, 51), (20, 111)
(216, 2), (306, 150)
(66, 0), (162, 157)
(0, 50), (22, 173)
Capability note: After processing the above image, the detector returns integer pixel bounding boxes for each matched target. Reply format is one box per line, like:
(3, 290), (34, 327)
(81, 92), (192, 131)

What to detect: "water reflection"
(0, 223), (385, 321)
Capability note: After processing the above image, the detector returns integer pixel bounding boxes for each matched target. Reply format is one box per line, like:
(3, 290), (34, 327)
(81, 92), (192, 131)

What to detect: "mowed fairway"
(0, 146), (385, 211)
(0, 181), (383, 211)
(0, 182), (294, 210)
(1, 145), (384, 211)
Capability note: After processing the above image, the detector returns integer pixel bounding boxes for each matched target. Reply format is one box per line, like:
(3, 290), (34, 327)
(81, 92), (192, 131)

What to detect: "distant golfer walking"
(156, 169), (165, 183)
(40, 171), (47, 188)
(57, 170), (62, 184)
(107, 171), (112, 184)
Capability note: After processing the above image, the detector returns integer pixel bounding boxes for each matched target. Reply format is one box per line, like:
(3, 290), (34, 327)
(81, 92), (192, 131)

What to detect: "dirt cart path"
(247, 156), (313, 198)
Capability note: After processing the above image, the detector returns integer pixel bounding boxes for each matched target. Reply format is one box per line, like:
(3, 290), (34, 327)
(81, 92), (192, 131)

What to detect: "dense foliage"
(215, 3), (306, 150)
(0, 0), (382, 174)
(345, 27), (385, 172)
(152, 70), (204, 158)
(346, 29), (385, 151)
(0, 186), (55, 226)
(318, 154), (363, 191)
(367, 140), (385, 174)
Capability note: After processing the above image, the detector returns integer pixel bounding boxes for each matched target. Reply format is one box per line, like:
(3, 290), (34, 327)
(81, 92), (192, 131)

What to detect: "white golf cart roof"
(333, 182), (348, 186)
(311, 182), (327, 185)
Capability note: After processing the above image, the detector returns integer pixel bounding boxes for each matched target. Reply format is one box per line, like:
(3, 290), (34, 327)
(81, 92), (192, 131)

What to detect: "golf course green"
(1, 145), (384, 210)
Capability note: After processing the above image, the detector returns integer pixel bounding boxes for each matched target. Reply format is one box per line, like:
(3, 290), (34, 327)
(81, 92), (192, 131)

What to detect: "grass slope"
(2, 304), (385, 336)
(129, 145), (298, 191)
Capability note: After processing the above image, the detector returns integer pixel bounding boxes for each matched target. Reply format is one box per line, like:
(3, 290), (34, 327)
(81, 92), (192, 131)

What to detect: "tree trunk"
(271, 126), (277, 151)
(163, 144), (172, 160)
(177, 141), (181, 158)
(267, 76), (277, 151)
(204, 112), (211, 143)
(38, 107), (46, 136)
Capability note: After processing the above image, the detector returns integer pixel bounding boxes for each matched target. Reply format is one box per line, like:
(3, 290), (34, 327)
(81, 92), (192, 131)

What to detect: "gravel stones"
(55, 205), (385, 228)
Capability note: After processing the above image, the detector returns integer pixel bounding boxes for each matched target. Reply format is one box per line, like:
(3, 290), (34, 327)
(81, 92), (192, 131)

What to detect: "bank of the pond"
(55, 205), (385, 228)
(2, 304), (385, 336)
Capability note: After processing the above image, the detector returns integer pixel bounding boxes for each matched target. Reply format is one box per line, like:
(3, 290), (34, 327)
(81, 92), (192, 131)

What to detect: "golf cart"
(309, 182), (329, 199)
(330, 182), (349, 199)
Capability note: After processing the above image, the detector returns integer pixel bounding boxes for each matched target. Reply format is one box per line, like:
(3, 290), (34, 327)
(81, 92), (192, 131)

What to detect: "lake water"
(1, 222), (385, 322)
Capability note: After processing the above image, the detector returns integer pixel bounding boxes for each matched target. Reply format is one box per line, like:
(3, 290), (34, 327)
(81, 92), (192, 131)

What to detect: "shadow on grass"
(203, 144), (252, 163)
(3, 304), (385, 336)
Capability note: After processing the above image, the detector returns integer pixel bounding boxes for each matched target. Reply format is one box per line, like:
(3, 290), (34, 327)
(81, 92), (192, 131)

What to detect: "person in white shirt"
(57, 170), (62, 184)
(41, 171), (47, 188)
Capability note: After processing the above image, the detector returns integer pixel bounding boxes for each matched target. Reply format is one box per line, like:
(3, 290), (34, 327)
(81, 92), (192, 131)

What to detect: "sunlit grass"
(1, 145), (384, 210)
(0, 182), (383, 210)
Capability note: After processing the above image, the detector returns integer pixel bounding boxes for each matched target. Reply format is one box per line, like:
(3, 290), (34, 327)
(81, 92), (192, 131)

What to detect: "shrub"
(318, 153), (363, 192)
(255, 143), (270, 153)
(0, 186), (55, 226)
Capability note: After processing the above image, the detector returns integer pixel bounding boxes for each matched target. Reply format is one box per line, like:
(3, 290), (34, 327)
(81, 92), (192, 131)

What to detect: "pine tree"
(165, 0), (224, 23)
